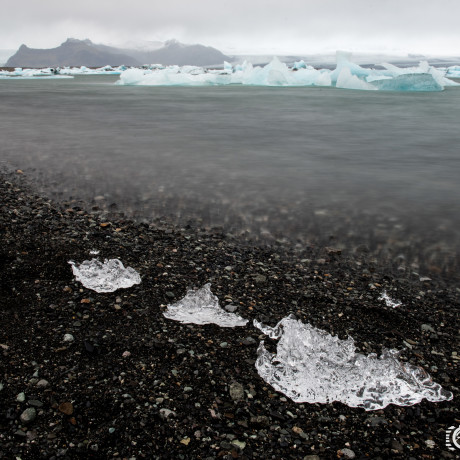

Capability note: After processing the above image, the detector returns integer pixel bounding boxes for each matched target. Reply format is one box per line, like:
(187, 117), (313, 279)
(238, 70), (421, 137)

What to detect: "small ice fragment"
(63, 334), (74, 342)
(69, 258), (141, 293)
(89, 250), (100, 255)
(253, 319), (283, 339)
(163, 283), (248, 327)
(254, 315), (452, 410)
(379, 290), (402, 308)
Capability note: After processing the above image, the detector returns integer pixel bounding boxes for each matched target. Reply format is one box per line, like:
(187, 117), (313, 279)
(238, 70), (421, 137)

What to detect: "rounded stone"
(229, 382), (244, 401)
(20, 407), (36, 424)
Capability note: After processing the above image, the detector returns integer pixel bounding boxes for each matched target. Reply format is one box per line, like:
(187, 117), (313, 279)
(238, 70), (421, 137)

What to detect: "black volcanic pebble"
(0, 169), (458, 459)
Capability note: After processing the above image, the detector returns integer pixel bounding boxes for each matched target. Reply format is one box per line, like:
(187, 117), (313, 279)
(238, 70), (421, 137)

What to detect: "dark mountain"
(125, 39), (230, 66)
(6, 38), (230, 68)
(6, 39), (141, 67)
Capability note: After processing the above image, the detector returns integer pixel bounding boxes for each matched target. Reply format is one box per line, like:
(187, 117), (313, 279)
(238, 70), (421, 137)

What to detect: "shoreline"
(0, 169), (458, 459)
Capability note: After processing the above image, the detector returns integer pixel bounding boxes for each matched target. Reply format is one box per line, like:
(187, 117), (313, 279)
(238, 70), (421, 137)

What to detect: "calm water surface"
(1, 75), (459, 270)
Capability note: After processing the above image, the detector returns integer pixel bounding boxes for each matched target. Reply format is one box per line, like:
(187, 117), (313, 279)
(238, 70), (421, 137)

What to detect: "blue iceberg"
(371, 73), (443, 92)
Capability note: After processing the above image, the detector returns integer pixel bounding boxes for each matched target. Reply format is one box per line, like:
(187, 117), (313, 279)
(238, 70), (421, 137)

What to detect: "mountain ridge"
(6, 38), (230, 67)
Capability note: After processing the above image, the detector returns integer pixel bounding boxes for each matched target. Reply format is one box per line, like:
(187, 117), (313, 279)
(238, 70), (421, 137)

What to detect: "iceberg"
(116, 51), (459, 91)
(69, 258), (141, 293)
(0, 65), (128, 78)
(0, 67), (73, 79)
(371, 73), (443, 91)
(445, 65), (460, 78)
(254, 315), (452, 410)
(336, 67), (377, 91)
(293, 60), (307, 70)
(53, 65), (127, 75)
(117, 57), (332, 88)
(163, 283), (248, 327)
(0, 75), (73, 80)
(330, 51), (374, 84)
(223, 61), (233, 73)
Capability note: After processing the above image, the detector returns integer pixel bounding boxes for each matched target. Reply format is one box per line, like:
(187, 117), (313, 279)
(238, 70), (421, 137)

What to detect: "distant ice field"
(1, 74), (459, 272)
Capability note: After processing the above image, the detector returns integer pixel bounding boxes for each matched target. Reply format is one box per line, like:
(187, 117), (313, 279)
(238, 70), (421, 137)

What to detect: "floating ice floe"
(445, 65), (460, 78)
(163, 283), (248, 327)
(69, 258), (141, 293)
(0, 65), (129, 78)
(58, 65), (128, 75)
(116, 51), (458, 92)
(379, 290), (402, 308)
(0, 67), (73, 79)
(254, 315), (452, 410)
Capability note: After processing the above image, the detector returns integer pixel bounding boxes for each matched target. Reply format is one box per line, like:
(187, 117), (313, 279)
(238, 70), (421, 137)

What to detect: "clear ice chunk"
(379, 290), (402, 308)
(69, 258), (141, 293)
(254, 315), (452, 410)
(163, 283), (248, 327)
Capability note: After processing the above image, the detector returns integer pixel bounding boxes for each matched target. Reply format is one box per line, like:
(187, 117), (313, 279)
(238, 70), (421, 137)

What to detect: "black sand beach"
(0, 169), (459, 459)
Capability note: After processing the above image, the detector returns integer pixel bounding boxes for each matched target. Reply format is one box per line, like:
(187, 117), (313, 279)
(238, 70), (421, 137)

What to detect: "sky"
(1, 0), (460, 56)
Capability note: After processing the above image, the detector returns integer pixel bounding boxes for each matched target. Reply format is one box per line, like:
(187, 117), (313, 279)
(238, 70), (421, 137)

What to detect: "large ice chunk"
(371, 72), (443, 91)
(69, 258), (141, 293)
(254, 315), (452, 410)
(330, 51), (374, 84)
(163, 283), (248, 327)
(336, 67), (377, 91)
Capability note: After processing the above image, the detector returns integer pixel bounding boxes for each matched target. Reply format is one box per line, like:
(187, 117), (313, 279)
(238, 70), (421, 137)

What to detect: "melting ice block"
(254, 315), (452, 410)
(69, 258), (141, 293)
(163, 283), (248, 327)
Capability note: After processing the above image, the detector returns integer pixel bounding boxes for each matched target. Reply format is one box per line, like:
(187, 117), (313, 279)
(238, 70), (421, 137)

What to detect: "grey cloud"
(1, 0), (459, 55)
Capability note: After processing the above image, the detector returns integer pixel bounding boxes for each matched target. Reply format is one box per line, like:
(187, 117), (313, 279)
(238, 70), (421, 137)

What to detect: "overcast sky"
(2, 0), (460, 55)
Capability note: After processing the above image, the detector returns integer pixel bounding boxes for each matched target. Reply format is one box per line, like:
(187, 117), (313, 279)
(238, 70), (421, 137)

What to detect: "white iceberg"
(0, 66), (73, 80)
(445, 65), (460, 78)
(254, 315), (452, 410)
(163, 283), (248, 327)
(69, 258), (141, 293)
(336, 67), (377, 91)
(0, 65), (129, 78)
